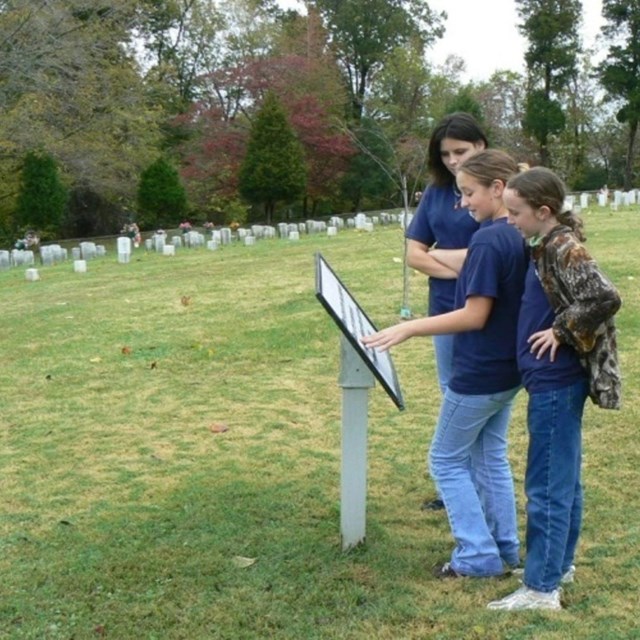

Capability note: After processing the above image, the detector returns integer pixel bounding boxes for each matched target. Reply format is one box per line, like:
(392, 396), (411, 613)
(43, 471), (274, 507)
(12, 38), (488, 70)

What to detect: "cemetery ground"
(0, 209), (638, 640)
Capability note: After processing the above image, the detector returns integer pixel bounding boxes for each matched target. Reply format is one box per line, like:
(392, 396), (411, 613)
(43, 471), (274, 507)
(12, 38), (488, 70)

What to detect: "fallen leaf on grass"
(392, 257), (402, 263)
(150, 361), (158, 369)
(181, 295), (192, 306)
(232, 556), (256, 568)
(210, 423), (229, 434)
(121, 346), (132, 355)
(89, 357), (102, 363)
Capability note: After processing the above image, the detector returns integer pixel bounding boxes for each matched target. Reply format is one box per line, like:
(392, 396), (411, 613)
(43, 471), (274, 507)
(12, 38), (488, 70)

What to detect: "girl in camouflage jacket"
(487, 167), (621, 612)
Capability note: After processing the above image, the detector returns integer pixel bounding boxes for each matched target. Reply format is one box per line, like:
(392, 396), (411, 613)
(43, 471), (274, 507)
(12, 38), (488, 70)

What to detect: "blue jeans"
(428, 334), (454, 498)
(523, 378), (588, 592)
(433, 333), (454, 393)
(429, 386), (521, 576)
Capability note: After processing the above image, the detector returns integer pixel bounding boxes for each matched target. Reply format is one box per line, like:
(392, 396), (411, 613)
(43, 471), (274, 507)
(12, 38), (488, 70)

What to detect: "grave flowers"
(179, 221), (192, 233)
(203, 221), (214, 230)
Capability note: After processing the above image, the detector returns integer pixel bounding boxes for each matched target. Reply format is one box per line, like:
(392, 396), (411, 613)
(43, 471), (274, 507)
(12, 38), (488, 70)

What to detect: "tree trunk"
(624, 119), (638, 190)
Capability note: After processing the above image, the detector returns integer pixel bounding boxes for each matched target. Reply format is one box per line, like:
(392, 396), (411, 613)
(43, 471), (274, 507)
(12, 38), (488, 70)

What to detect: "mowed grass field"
(1, 209), (638, 640)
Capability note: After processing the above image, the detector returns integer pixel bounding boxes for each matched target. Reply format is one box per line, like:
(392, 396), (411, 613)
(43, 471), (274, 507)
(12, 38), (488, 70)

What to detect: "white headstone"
(580, 193), (589, 208)
(117, 237), (132, 264)
(244, 236), (256, 246)
(25, 268), (40, 281)
(80, 241), (97, 261)
(220, 228), (232, 245)
(74, 260), (87, 273)
(288, 231), (300, 241)
(327, 226), (338, 237)
(163, 244), (175, 256)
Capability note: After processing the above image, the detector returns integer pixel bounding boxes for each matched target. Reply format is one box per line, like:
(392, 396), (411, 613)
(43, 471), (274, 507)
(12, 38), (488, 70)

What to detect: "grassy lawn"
(1, 209), (638, 639)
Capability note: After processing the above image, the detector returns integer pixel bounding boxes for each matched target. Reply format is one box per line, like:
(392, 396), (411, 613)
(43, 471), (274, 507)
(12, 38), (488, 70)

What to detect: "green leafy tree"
(314, 0), (444, 121)
(15, 151), (67, 234)
(598, 0), (640, 189)
(238, 91), (306, 224)
(516, 0), (582, 166)
(339, 118), (396, 212)
(0, 1), (163, 237)
(137, 157), (187, 229)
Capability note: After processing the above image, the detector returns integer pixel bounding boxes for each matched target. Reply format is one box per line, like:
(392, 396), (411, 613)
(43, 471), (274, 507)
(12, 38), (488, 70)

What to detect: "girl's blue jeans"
(429, 386), (521, 576)
(433, 333), (454, 393)
(523, 378), (589, 592)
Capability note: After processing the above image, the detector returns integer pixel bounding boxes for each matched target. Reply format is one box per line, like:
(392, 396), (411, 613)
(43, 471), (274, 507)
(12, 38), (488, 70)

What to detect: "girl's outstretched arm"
(361, 296), (493, 352)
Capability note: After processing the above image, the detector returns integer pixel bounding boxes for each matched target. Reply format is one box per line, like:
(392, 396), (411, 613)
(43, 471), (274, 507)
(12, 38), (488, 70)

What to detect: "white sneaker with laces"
(487, 585), (561, 611)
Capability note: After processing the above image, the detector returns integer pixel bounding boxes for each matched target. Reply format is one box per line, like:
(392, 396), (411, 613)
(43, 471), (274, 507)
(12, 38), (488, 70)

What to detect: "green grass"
(1, 209), (639, 639)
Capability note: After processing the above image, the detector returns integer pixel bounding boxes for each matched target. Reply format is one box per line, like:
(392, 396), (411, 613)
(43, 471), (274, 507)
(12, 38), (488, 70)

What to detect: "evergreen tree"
(15, 151), (67, 234)
(516, 0), (582, 166)
(238, 91), (306, 223)
(598, 0), (640, 189)
(444, 88), (485, 126)
(137, 157), (187, 229)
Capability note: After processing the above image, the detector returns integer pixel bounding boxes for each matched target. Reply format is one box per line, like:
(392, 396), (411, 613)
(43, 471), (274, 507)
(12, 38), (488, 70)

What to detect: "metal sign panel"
(315, 253), (405, 410)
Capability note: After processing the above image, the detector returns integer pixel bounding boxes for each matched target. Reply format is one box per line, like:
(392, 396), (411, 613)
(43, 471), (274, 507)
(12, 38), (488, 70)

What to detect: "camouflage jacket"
(532, 225), (622, 410)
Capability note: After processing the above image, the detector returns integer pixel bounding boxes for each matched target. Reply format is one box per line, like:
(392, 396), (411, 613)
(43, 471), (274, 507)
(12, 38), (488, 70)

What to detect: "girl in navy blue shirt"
(363, 150), (527, 578)
(406, 112), (488, 511)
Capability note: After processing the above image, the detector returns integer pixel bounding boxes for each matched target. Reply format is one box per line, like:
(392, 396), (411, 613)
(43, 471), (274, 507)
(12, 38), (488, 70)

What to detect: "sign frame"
(315, 252), (405, 410)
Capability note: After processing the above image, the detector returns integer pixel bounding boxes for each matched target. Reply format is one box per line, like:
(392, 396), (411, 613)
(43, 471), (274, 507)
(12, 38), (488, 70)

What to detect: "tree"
(475, 71), (532, 159)
(137, 157), (188, 229)
(516, 0), (582, 166)
(15, 151), (67, 234)
(339, 118), (396, 212)
(238, 91), (306, 223)
(313, 0), (445, 121)
(598, 0), (640, 189)
(0, 1), (163, 237)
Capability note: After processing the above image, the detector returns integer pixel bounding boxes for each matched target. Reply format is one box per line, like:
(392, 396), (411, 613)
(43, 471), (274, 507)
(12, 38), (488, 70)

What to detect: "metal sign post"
(338, 335), (375, 550)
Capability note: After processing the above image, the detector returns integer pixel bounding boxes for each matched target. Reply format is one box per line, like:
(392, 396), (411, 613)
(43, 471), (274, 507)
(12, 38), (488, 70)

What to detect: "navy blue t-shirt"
(406, 184), (479, 316)
(517, 260), (587, 392)
(449, 218), (527, 395)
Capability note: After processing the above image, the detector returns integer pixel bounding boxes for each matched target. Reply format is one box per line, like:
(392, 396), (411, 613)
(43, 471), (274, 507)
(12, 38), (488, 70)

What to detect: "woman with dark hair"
(406, 112), (489, 510)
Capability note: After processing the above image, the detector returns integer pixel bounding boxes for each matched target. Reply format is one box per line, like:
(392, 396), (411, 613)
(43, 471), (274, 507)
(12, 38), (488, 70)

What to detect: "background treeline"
(0, 0), (638, 244)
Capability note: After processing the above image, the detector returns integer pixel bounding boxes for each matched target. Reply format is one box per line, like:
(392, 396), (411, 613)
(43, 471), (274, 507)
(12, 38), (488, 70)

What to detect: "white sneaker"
(561, 565), (576, 584)
(487, 585), (561, 611)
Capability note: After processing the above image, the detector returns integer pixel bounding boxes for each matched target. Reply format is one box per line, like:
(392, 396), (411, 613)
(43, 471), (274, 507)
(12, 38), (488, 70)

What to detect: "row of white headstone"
(566, 190), (639, 210)
(0, 241), (107, 272)
(116, 213), (408, 258)
(14, 213), (408, 279)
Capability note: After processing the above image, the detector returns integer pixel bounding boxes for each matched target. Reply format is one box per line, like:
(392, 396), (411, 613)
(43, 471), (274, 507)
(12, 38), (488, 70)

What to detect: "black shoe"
(432, 562), (462, 579)
(421, 498), (445, 511)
